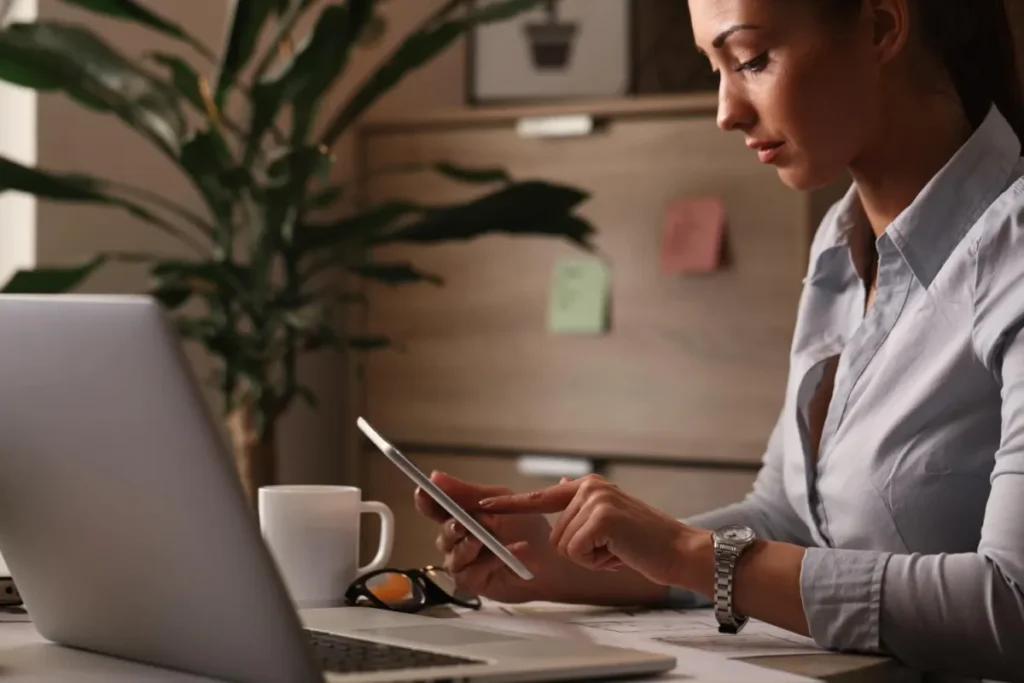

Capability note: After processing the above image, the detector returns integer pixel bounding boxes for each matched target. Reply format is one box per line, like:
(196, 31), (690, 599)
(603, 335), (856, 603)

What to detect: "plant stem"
(318, 0), (471, 147)
(251, 0), (322, 86)
(108, 180), (217, 238)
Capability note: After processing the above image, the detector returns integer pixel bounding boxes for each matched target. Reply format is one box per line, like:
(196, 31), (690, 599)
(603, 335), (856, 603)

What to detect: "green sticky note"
(548, 259), (610, 334)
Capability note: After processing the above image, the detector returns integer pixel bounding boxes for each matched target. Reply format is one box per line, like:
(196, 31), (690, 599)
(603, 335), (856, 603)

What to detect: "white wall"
(0, 0), (38, 286)
(18, 0), (465, 484)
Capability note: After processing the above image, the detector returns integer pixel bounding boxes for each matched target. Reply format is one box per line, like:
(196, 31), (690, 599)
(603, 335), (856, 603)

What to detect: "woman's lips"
(747, 140), (785, 164)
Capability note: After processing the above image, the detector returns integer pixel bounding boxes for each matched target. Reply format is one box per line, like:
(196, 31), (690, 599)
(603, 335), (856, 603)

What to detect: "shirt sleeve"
(799, 194), (1024, 682)
(665, 415), (815, 608)
(684, 415), (815, 546)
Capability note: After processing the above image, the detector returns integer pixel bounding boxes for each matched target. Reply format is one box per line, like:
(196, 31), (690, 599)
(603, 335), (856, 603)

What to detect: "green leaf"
(147, 52), (206, 113)
(305, 185), (344, 211)
(349, 262), (444, 286)
(247, 2), (373, 157)
(150, 283), (193, 310)
(180, 131), (235, 223)
(215, 0), (278, 108)
(0, 155), (107, 201)
(258, 146), (333, 276)
(295, 385), (319, 409)
(0, 22), (187, 154)
(346, 335), (391, 351)
(266, 145), (332, 186)
(320, 0), (544, 146)
(433, 161), (512, 185)
(290, 2), (375, 143)
(355, 12), (387, 47)
(0, 155), (206, 249)
(0, 255), (107, 294)
(58, 0), (215, 60)
(295, 200), (422, 252)
(377, 181), (594, 247)
(151, 259), (250, 298)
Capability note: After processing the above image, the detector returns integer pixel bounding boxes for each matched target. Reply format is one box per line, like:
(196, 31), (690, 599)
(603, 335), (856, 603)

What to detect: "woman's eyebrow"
(712, 23), (761, 48)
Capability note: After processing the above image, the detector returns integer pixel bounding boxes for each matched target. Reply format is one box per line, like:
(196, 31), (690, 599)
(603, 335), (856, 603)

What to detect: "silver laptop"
(0, 294), (675, 683)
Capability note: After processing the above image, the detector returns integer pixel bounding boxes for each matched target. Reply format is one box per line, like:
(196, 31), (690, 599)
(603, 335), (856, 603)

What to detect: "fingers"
(450, 541), (530, 596)
(564, 512), (610, 570)
(437, 518), (468, 554)
(478, 478), (584, 514)
(432, 471), (513, 500)
(551, 475), (614, 547)
(415, 486), (448, 523)
(549, 484), (588, 548)
(446, 536), (484, 574)
(414, 472), (513, 523)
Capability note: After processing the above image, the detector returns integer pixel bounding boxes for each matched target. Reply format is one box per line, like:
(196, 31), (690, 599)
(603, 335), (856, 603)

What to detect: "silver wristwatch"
(712, 524), (756, 634)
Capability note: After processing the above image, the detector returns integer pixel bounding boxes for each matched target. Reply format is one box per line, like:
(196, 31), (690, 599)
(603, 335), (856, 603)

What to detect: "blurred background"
(1, 0), (1022, 570)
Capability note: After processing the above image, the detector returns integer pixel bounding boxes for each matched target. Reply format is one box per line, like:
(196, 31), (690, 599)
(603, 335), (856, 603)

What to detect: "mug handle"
(358, 501), (394, 575)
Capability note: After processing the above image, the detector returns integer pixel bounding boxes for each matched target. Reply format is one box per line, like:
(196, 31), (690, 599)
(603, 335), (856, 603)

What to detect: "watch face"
(717, 525), (755, 544)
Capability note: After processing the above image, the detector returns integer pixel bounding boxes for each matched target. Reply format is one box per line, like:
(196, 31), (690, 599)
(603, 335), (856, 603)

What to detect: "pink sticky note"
(660, 197), (726, 274)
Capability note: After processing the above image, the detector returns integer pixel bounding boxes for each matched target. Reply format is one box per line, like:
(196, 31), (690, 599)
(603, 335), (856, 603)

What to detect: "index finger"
(477, 480), (581, 514)
(414, 471), (512, 522)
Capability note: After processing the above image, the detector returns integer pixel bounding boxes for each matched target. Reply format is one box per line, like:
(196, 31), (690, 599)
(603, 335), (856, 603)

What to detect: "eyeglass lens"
(363, 571), (421, 611)
(421, 567), (479, 606)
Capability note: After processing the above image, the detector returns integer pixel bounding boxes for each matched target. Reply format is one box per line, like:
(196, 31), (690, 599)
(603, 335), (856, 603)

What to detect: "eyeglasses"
(345, 566), (482, 613)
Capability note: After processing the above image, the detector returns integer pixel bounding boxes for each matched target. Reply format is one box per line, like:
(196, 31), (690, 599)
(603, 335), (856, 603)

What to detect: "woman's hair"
(822, 0), (1024, 143)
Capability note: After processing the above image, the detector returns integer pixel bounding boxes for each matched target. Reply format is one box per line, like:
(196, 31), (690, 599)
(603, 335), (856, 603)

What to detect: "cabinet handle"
(516, 115), (595, 139)
(516, 454), (594, 479)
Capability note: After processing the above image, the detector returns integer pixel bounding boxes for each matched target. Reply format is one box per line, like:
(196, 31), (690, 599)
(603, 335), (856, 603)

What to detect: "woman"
(414, 0), (1024, 680)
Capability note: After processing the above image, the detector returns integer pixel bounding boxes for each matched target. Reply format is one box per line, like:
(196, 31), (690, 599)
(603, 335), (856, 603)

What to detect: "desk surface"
(0, 617), (908, 683)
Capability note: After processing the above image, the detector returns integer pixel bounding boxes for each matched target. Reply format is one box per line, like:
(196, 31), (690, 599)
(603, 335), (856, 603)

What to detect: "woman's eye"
(734, 51), (769, 73)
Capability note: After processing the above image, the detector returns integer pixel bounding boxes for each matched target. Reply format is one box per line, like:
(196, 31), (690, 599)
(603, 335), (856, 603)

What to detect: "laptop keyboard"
(306, 629), (483, 674)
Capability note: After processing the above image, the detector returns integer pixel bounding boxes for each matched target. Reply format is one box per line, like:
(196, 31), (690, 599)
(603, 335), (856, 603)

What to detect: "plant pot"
(524, 22), (578, 70)
(226, 404), (277, 511)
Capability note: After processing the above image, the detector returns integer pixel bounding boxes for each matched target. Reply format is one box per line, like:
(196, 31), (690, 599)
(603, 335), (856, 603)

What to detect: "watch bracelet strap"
(714, 544), (746, 629)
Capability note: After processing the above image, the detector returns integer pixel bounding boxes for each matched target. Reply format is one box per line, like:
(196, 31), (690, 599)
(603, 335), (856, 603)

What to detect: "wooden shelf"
(359, 92), (719, 133)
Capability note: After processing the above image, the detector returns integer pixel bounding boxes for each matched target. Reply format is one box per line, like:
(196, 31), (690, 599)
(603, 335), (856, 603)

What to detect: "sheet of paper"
(551, 607), (823, 658)
(660, 197), (726, 274)
(453, 601), (820, 683)
(547, 258), (610, 334)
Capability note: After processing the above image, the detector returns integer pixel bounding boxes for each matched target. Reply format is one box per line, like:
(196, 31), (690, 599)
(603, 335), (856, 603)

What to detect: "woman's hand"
(413, 472), (671, 606)
(479, 474), (708, 589)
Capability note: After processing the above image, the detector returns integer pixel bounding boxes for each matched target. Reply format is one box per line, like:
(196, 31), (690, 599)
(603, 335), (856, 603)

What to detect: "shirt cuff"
(800, 547), (891, 653)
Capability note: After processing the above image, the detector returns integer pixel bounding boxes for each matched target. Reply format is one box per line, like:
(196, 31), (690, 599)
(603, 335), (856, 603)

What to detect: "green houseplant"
(0, 0), (595, 506)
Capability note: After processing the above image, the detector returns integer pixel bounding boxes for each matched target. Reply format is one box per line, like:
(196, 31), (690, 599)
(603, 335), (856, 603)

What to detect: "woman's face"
(689, 0), (881, 190)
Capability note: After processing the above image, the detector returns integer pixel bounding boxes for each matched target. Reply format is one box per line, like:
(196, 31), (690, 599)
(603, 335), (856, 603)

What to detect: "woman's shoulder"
(968, 159), (1024, 374)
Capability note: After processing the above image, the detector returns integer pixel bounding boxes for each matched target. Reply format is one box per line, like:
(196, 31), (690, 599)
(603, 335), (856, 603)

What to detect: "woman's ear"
(867, 0), (911, 65)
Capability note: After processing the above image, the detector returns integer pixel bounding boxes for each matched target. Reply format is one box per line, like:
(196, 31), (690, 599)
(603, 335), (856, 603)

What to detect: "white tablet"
(356, 417), (534, 581)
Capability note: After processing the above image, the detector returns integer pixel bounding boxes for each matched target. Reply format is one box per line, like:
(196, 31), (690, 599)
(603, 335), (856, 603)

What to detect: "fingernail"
(477, 498), (494, 507)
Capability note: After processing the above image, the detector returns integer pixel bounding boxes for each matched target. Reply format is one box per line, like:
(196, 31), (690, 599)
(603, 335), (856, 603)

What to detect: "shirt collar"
(815, 104), (1022, 288)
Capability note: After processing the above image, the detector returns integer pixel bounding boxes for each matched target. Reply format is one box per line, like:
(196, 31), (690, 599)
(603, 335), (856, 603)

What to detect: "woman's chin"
(775, 162), (845, 193)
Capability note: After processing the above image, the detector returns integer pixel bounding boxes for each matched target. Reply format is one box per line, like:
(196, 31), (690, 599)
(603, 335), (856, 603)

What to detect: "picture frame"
(466, 0), (632, 105)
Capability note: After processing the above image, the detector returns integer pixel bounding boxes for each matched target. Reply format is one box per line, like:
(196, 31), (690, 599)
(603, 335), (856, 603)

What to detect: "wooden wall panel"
(356, 106), (847, 465)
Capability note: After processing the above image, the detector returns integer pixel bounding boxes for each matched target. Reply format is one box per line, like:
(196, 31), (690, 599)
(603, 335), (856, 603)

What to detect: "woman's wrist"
(549, 557), (671, 607)
(673, 526), (716, 597)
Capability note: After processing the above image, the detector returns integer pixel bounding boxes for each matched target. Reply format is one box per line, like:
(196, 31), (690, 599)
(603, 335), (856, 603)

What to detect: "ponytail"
(822, 0), (1024, 144)
(915, 0), (1024, 144)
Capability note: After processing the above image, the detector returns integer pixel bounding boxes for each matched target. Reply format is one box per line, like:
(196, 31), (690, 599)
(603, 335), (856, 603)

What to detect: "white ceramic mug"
(258, 485), (394, 609)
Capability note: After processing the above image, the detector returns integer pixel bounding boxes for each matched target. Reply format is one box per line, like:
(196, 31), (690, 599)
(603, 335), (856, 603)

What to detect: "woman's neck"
(848, 96), (974, 237)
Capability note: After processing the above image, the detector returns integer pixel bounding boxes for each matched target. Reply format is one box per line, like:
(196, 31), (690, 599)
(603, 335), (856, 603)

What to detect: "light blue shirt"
(680, 104), (1024, 682)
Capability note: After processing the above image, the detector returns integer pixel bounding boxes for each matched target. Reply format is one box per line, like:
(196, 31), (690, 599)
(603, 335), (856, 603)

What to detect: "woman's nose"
(716, 78), (755, 132)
